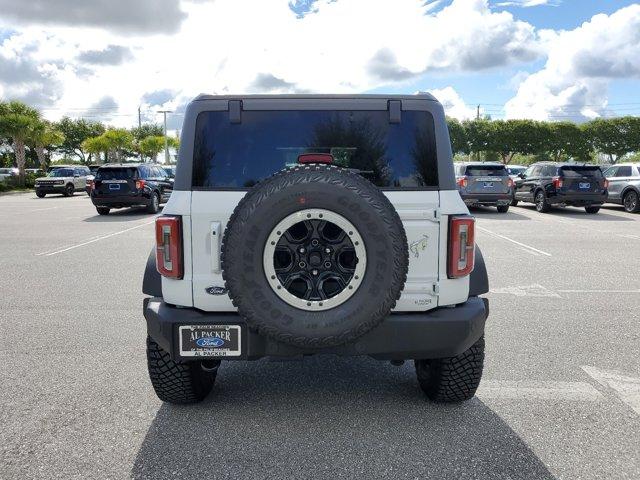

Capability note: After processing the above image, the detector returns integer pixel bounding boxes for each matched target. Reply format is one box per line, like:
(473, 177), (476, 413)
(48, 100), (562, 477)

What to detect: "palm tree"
(31, 120), (65, 171)
(0, 101), (41, 186)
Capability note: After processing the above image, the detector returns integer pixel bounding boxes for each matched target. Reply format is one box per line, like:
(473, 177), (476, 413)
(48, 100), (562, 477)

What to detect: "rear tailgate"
(465, 165), (511, 194)
(94, 167), (138, 196)
(560, 166), (605, 194)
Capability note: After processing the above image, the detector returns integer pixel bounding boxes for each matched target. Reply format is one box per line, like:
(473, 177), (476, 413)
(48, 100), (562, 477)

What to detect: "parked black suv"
(513, 163), (608, 213)
(90, 164), (173, 215)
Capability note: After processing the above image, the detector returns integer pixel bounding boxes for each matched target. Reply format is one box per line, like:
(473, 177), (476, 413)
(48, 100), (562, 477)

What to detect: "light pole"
(158, 110), (172, 164)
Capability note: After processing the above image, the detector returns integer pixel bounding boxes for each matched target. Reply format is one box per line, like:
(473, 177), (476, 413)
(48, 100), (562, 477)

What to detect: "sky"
(0, 0), (639, 131)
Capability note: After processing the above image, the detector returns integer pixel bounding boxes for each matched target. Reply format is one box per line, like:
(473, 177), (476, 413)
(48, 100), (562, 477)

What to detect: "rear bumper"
(143, 296), (489, 361)
(460, 192), (512, 206)
(548, 192), (607, 206)
(91, 193), (152, 208)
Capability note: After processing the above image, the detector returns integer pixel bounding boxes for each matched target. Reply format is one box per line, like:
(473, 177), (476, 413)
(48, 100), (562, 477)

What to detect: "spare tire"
(221, 164), (408, 348)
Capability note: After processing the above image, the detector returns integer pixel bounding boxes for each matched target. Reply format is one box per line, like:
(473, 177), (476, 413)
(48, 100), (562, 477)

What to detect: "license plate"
(179, 325), (241, 357)
(109, 184), (120, 190)
(483, 182), (494, 188)
(579, 182), (591, 189)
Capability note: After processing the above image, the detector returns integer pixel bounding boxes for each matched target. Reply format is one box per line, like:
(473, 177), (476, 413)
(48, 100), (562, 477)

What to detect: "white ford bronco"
(142, 94), (489, 404)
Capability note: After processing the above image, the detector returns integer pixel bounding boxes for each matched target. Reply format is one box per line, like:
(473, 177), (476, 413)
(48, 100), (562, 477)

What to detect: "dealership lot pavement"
(1, 192), (639, 480)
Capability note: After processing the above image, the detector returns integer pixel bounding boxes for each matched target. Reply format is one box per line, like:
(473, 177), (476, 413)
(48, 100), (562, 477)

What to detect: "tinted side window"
(617, 166), (632, 177)
(530, 166), (543, 177)
(193, 110), (438, 189)
(604, 167), (617, 177)
(138, 166), (149, 179)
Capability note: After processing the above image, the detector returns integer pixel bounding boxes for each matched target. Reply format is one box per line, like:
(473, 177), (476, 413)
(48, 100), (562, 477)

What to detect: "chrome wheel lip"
(263, 208), (367, 312)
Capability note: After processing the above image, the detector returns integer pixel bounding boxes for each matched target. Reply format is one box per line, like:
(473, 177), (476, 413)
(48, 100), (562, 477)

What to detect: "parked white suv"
(142, 94), (489, 404)
(35, 165), (90, 197)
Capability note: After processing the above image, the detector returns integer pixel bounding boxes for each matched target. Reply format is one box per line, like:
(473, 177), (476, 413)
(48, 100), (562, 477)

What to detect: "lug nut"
(299, 261), (306, 268)
(299, 247), (306, 253)
(312, 269), (318, 276)
(324, 262), (331, 268)
(311, 239), (319, 246)
(325, 248), (331, 253)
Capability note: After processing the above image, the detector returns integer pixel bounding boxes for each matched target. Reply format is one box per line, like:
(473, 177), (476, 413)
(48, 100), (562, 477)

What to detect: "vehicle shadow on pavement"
(132, 356), (555, 480)
(83, 207), (161, 222)
(517, 205), (633, 221)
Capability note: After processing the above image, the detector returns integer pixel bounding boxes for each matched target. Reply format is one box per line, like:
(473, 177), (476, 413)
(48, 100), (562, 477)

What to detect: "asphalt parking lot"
(1, 191), (639, 480)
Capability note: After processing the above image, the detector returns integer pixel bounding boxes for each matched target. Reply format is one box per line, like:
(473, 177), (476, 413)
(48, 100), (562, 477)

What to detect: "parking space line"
(582, 366), (640, 415)
(477, 226), (552, 257)
(36, 220), (155, 256)
(477, 380), (603, 402)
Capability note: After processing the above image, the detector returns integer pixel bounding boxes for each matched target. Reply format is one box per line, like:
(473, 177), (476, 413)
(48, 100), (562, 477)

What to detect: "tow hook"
(201, 360), (221, 372)
(390, 360), (405, 367)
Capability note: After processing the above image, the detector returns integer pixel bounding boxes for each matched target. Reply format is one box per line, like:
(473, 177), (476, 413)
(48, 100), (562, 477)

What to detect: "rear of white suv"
(142, 95), (489, 404)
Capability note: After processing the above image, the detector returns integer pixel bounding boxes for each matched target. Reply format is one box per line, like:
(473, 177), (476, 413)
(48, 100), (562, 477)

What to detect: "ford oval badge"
(196, 337), (225, 348)
(205, 286), (228, 295)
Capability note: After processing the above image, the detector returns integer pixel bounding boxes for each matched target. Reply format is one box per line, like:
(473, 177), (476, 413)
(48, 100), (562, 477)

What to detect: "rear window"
(96, 168), (137, 180)
(192, 110), (438, 189)
(560, 166), (603, 178)
(465, 165), (507, 177)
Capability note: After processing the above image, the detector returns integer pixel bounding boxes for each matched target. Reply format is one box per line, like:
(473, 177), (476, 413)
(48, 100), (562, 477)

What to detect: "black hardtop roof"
(97, 163), (164, 169)
(193, 93), (438, 102)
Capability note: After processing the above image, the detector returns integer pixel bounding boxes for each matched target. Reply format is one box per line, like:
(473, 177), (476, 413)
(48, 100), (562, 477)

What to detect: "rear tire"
(585, 206), (600, 214)
(497, 205), (510, 213)
(510, 197), (518, 207)
(36, 191), (45, 198)
(147, 192), (160, 214)
(96, 207), (110, 215)
(535, 190), (551, 213)
(623, 190), (640, 213)
(64, 184), (74, 197)
(146, 337), (217, 404)
(415, 336), (485, 403)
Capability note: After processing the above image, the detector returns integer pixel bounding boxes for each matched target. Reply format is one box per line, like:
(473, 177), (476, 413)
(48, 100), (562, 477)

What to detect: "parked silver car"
(454, 162), (513, 213)
(603, 163), (640, 213)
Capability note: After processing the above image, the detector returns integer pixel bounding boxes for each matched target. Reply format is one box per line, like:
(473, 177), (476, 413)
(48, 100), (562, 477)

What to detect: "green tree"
(583, 117), (640, 163)
(102, 129), (134, 162)
(81, 136), (111, 163)
(131, 123), (164, 142)
(138, 136), (166, 161)
(487, 120), (549, 164)
(446, 118), (469, 155)
(31, 120), (65, 171)
(55, 117), (105, 163)
(462, 119), (493, 160)
(544, 122), (591, 162)
(0, 101), (41, 186)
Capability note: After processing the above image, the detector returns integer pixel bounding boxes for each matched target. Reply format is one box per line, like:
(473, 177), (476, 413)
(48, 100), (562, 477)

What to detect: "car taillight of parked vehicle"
(448, 216), (475, 279)
(155, 216), (183, 279)
(88, 180), (95, 191)
(603, 179), (609, 190)
(507, 177), (514, 188)
(457, 176), (468, 188)
(552, 176), (563, 189)
(136, 179), (146, 190)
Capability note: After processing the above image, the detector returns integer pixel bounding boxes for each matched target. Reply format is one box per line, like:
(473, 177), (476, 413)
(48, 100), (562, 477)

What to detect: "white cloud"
(505, 4), (640, 121)
(422, 87), (478, 120)
(0, 0), (544, 128)
(495, 0), (561, 7)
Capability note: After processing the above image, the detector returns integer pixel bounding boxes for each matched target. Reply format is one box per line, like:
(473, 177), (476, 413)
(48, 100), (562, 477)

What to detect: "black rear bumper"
(91, 193), (152, 208)
(460, 192), (512, 206)
(143, 296), (489, 361)
(548, 192), (607, 206)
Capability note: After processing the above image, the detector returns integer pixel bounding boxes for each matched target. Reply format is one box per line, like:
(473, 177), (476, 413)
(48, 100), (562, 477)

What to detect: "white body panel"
(159, 189), (471, 312)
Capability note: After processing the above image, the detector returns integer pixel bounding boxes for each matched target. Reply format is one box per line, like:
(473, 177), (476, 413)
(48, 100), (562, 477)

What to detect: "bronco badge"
(409, 235), (429, 258)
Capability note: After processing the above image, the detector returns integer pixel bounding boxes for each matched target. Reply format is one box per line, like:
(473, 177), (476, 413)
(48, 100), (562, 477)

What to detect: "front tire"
(623, 190), (640, 213)
(535, 190), (551, 213)
(147, 192), (160, 214)
(146, 337), (217, 404)
(415, 336), (485, 402)
(96, 207), (110, 215)
(585, 206), (600, 214)
(64, 184), (74, 197)
(497, 205), (510, 213)
(36, 191), (46, 198)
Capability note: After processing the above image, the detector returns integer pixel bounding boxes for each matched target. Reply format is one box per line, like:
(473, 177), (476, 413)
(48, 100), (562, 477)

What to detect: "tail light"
(507, 177), (514, 188)
(457, 176), (468, 188)
(136, 179), (146, 190)
(552, 177), (563, 189)
(603, 179), (609, 190)
(448, 216), (475, 279)
(155, 216), (183, 279)
(88, 180), (95, 191)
